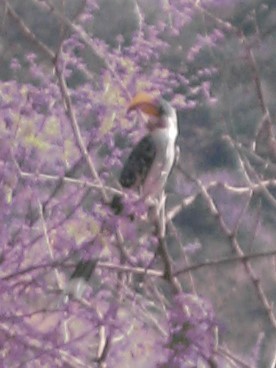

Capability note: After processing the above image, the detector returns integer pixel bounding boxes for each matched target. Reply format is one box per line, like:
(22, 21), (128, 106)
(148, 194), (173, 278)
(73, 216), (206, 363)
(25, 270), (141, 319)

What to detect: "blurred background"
(0, 0), (275, 367)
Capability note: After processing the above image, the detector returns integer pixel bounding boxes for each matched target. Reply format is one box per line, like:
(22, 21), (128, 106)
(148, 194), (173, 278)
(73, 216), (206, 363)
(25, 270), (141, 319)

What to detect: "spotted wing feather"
(119, 135), (156, 188)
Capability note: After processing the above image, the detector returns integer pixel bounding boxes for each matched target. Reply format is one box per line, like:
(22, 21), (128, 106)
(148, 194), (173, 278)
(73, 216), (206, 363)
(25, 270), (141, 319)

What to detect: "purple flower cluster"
(187, 29), (225, 63)
(160, 293), (218, 367)
(0, 0), (273, 366)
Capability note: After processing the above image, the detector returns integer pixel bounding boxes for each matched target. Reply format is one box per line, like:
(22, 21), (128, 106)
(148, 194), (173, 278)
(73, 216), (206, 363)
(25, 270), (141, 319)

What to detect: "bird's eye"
(158, 105), (165, 115)
(158, 100), (171, 116)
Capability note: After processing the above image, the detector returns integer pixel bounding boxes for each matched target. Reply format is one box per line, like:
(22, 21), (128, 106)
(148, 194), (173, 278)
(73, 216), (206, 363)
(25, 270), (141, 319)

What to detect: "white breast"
(142, 117), (178, 199)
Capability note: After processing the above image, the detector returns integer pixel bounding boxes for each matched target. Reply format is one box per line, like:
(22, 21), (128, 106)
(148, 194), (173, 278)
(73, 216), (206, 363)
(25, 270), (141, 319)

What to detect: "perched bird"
(61, 259), (98, 303)
(111, 92), (178, 214)
(64, 92), (178, 300)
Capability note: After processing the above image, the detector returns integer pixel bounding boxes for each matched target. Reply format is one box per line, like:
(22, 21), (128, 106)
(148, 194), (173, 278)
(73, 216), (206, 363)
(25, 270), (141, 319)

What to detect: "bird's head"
(127, 92), (177, 132)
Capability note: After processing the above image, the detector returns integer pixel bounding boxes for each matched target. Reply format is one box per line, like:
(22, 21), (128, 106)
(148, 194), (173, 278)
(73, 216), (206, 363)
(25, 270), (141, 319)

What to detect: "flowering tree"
(0, 0), (275, 367)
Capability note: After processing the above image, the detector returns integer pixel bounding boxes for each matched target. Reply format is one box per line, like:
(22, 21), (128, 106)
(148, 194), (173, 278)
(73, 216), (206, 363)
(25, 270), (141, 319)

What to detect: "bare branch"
(217, 346), (251, 368)
(179, 168), (276, 328)
(54, 63), (108, 202)
(174, 249), (276, 276)
(32, 0), (131, 100)
(5, 0), (55, 60)
(153, 202), (182, 293)
(168, 220), (197, 294)
(17, 162), (123, 195)
(225, 135), (276, 209)
(167, 169), (276, 223)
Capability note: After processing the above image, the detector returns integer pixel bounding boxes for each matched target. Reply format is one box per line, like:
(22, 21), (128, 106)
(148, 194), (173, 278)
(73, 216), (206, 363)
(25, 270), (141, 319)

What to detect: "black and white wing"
(119, 134), (156, 188)
(62, 259), (98, 302)
(110, 135), (156, 214)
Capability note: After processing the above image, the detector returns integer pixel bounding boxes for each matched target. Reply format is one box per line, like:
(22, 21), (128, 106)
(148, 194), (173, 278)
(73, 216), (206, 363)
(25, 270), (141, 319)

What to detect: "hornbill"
(111, 92), (178, 214)
(63, 92), (178, 300)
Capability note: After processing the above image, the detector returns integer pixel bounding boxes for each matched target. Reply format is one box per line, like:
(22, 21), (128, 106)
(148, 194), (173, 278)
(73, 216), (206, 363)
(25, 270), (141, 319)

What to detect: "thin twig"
(217, 347), (251, 368)
(166, 171), (276, 223)
(33, 0), (131, 100)
(178, 167), (276, 328)
(225, 136), (276, 209)
(37, 199), (63, 289)
(270, 350), (276, 368)
(3, 248), (276, 282)
(239, 31), (268, 116)
(54, 54), (135, 265)
(174, 249), (276, 277)
(168, 220), (197, 294)
(133, 0), (143, 39)
(5, 0), (55, 60)
(37, 198), (72, 343)
(18, 167), (122, 195)
(11, 188), (92, 250)
(54, 64), (108, 202)
(153, 202), (182, 293)
(0, 322), (88, 368)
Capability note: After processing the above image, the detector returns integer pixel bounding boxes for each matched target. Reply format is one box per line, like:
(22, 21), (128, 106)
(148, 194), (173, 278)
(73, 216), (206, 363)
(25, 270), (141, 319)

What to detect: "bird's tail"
(61, 259), (98, 303)
(110, 194), (124, 215)
(110, 194), (136, 221)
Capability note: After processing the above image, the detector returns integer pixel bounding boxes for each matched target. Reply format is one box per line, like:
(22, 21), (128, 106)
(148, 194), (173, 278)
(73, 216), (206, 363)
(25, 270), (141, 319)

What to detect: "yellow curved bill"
(127, 92), (160, 117)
